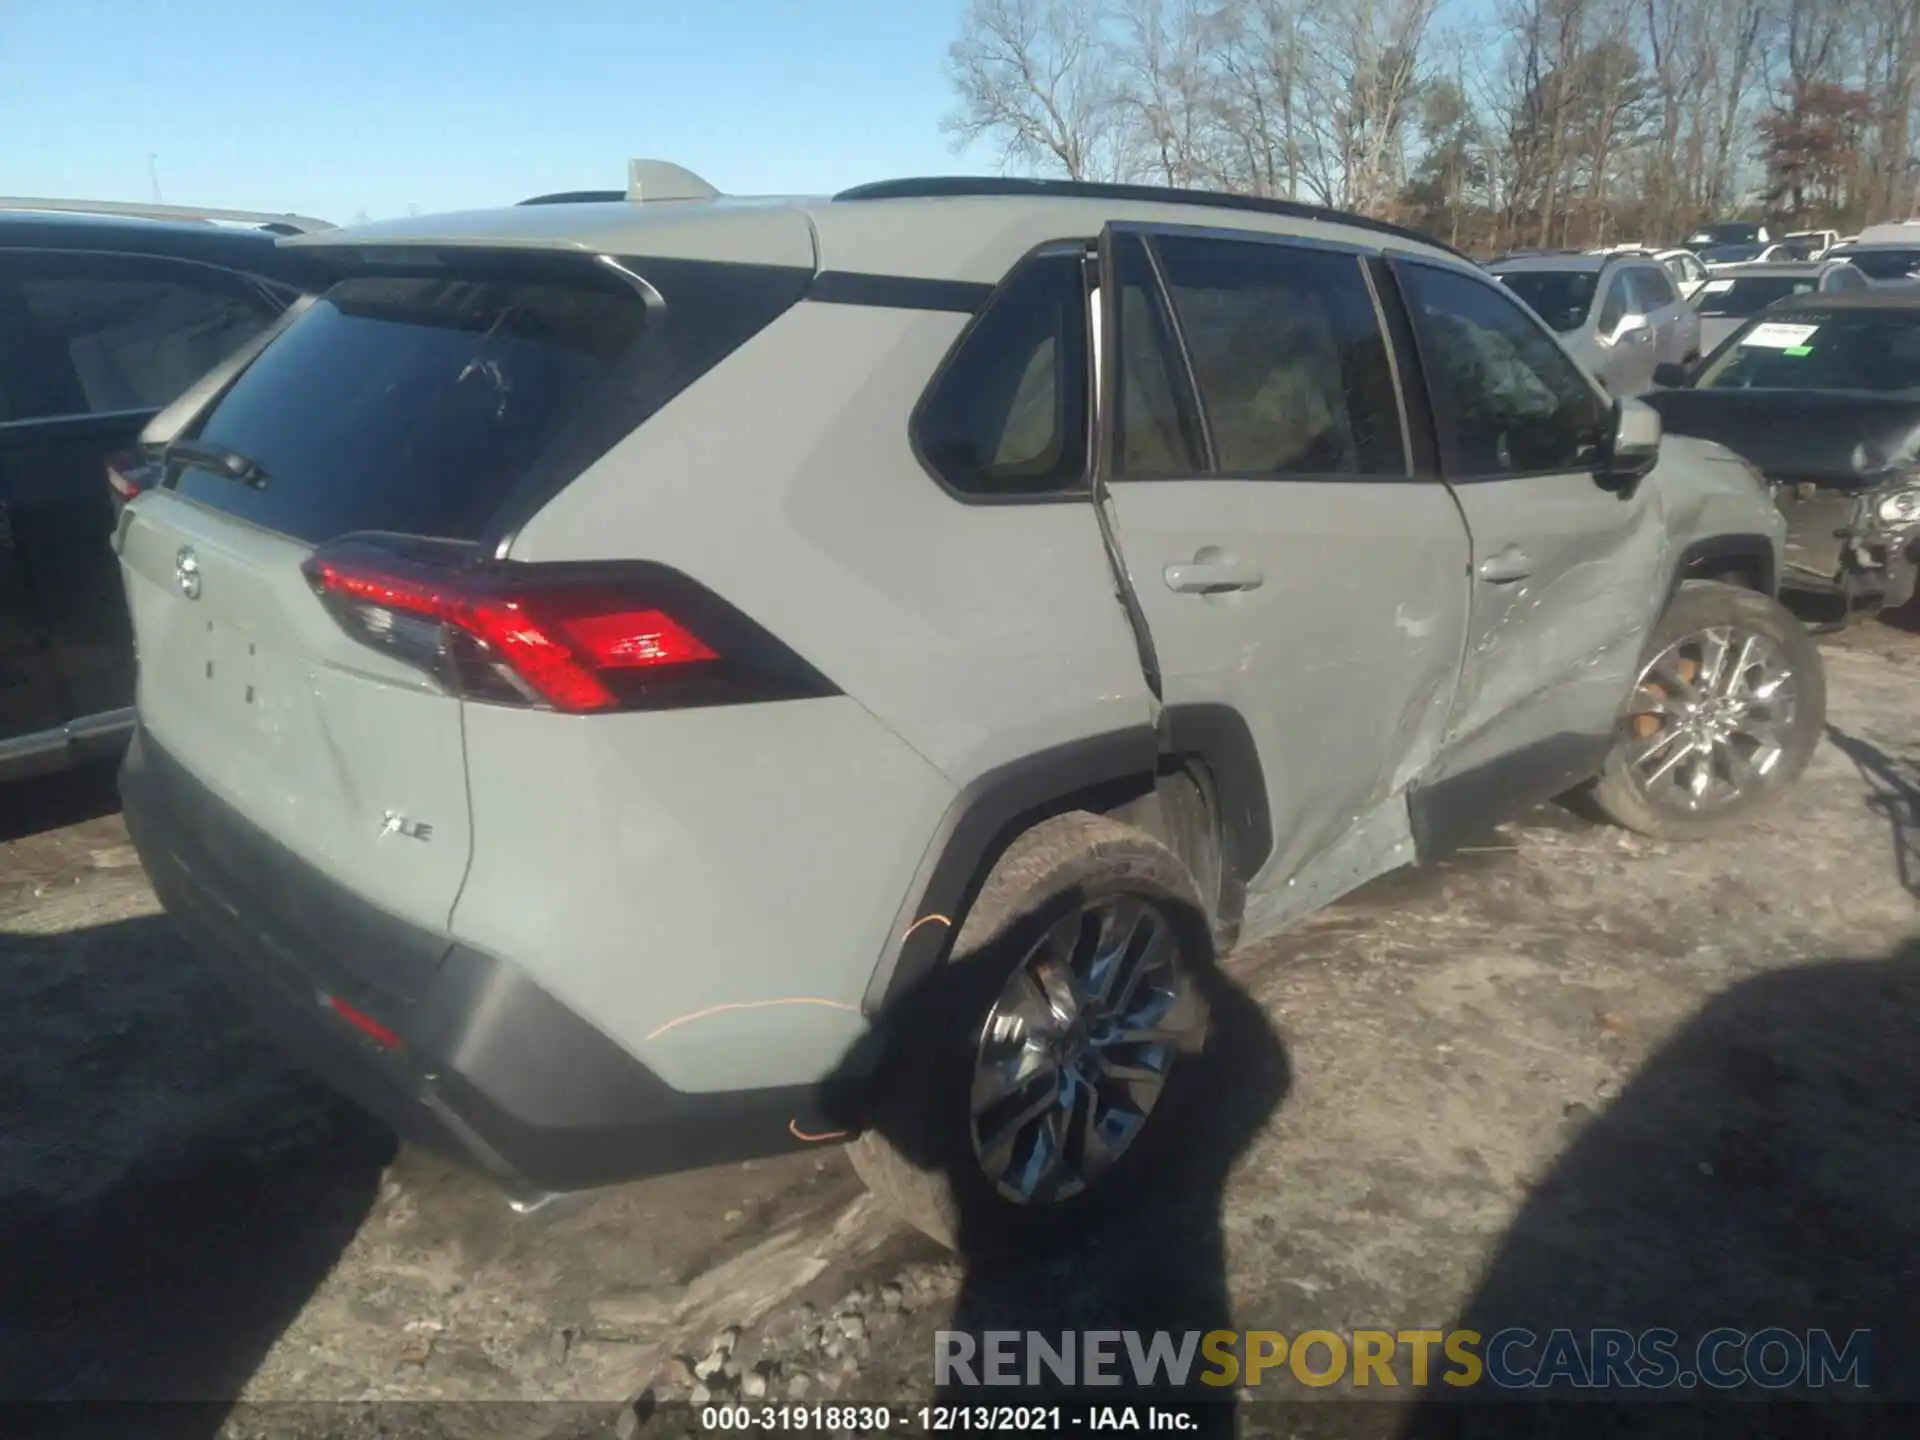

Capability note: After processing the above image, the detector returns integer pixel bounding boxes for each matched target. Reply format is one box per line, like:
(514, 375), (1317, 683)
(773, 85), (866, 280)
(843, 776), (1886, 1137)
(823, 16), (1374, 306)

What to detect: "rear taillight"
(106, 452), (158, 502)
(301, 536), (836, 714)
(321, 992), (404, 1051)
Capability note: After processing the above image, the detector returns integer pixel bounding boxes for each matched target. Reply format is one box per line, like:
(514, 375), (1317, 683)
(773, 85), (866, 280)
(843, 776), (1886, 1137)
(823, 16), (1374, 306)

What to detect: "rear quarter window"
(912, 250), (1090, 498)
(167, 253), (808, 544)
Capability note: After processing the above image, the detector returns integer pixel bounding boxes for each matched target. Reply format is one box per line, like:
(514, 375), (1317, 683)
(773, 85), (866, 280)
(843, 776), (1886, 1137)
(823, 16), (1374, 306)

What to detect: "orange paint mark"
(902, 913), (952, 942)
(643, 996), (860, 1042)
(789, 1120), (851, 1142)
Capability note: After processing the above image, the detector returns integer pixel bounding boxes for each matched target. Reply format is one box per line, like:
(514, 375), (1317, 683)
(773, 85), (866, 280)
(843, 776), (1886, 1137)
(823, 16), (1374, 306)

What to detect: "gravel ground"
(1, 615), (1914, 1438)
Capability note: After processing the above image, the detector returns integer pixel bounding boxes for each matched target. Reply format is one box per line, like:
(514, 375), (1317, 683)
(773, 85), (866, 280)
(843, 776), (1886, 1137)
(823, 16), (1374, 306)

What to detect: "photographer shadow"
(1400, 939), (1919, 1433)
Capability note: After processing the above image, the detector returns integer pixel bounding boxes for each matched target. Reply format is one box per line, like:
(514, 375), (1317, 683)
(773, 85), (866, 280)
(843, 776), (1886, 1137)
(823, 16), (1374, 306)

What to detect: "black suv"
(0, 200), (325, 781)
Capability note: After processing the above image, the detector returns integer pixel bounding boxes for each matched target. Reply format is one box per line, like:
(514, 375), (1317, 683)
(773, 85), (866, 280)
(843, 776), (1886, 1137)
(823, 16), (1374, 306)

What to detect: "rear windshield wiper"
(162, 439), (271, 490)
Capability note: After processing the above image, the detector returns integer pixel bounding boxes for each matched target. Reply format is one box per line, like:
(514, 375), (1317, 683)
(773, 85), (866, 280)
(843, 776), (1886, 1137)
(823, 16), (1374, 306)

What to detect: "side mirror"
(1652, 360), (1691, 389)
(1608, 313), (1653, 347)
(1599, 396), (1661, 491)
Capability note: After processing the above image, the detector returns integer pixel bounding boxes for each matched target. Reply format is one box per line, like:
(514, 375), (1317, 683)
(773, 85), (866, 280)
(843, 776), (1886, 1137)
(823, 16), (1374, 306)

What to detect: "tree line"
(943, 0), (1920, 255)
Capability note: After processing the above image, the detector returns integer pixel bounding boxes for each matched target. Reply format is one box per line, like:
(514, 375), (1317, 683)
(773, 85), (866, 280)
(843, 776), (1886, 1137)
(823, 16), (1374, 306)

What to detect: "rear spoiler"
(0, 197), (334, 234)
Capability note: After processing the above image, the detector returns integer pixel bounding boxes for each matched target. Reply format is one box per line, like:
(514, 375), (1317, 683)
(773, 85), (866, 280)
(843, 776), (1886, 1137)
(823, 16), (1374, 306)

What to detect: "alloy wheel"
(1623, 624), (1801, 814)
(968, 896), (1200, 1206)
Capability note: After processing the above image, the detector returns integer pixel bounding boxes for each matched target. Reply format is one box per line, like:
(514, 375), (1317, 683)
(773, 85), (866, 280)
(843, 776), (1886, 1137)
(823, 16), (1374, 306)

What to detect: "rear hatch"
(117, 242), (809, 977)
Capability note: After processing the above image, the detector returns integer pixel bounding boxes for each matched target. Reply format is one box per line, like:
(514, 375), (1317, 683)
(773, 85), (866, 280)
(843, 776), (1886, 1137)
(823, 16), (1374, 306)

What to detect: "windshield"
(1777, 238), (1823, 260)
(1828, 248), (1920, 281)
(1689, 224), (1762, 245)
(1699, 244), (1766, 264)
(1493, 270), (1597, 333)
(1694, 276), (1818, 316)
(1696, 309), (1920, 393)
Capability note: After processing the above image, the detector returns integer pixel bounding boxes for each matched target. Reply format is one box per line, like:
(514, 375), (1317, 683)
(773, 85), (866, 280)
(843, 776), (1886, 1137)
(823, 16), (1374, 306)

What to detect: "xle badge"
(381, 811), (434, 842)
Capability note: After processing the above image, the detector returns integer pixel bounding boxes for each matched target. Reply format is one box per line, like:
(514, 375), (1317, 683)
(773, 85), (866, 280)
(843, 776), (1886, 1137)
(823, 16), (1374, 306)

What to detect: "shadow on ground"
(0, 915), (393, 1431)
(1825, 725), (1920, 899)
(1400, 938), (1918, 1432)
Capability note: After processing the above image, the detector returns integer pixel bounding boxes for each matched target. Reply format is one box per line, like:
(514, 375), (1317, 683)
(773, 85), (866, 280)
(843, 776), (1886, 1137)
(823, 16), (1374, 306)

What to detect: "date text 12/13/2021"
(697, 1404), (1201, 1431)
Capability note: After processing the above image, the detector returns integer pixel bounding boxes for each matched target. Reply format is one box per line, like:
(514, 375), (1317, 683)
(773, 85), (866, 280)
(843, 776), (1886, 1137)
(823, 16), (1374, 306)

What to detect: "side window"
(1113, 233), (1202, 475)
(1632, 266), (1676, 311)
(1149, 233), (1405, 477)
(1396, 262), (1610, 479)
(915, 251), (1089, 498)
(1596, 271), (1631, 332)
(5, 254), (280, 421)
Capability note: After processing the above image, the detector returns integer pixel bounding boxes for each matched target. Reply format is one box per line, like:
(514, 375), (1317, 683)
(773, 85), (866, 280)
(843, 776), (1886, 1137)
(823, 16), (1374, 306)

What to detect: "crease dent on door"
(1445, 518), (1667, 758)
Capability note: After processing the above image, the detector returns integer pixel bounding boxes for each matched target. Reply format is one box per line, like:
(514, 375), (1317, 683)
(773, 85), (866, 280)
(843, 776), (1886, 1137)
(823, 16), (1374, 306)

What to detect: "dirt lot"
(2, 615), (1914, 1435)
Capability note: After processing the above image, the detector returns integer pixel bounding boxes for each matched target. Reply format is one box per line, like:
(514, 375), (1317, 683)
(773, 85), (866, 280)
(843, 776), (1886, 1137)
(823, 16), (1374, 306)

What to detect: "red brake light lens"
(558, 610), (717, 669)
(322, 992), (404, 1051)
(300, 538), (829, 715)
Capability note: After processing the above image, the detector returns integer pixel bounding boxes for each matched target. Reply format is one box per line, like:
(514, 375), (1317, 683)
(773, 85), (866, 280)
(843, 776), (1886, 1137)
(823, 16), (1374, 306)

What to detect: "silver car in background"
(1692, 260), (1871, 355)
(1488, 252), (1702, 394)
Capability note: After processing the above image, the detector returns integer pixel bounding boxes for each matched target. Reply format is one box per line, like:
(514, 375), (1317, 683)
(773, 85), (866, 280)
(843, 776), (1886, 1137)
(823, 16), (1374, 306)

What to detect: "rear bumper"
(120, 727), (856, 1202)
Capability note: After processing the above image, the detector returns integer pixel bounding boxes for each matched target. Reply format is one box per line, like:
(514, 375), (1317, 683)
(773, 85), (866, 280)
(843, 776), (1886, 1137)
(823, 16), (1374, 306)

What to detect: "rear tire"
(849, 812), (1213, 1252)
(1586, 580), (1824, 840)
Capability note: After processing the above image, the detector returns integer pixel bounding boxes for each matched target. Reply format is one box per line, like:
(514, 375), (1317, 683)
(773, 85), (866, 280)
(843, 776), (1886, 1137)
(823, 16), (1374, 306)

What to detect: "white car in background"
(1657, 248), (1712, 301)
(1700, 242), (1794, 269)
(1782, 230), (1839, 260)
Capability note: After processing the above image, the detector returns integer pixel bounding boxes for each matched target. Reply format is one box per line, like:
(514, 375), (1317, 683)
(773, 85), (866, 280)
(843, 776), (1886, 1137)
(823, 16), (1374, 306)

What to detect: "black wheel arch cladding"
(1672, 533), (1778, 600)
(865, 706), (1273, 1015)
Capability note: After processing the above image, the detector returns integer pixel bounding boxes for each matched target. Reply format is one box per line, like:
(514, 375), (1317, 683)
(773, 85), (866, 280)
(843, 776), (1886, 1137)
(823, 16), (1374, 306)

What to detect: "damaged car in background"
(1648, 292), (1920, 624)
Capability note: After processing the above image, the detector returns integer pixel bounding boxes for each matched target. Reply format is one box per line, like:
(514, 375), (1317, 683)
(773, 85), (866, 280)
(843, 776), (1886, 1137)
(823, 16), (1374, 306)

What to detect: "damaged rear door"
(1385, 257), (1668, 849)
(1091, 223), (1472, 899)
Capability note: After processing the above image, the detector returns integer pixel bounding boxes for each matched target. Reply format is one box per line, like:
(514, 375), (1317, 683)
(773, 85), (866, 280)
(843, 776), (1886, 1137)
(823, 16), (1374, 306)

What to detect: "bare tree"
(945, 0), (1122, 180)
(1112, 0), (1221, 186)
(939, 0), (1920, 246)
(1210, 0), (1319, 197)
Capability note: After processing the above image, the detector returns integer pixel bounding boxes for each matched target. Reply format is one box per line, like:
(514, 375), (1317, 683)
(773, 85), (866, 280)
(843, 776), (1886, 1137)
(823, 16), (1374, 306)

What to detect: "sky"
(0, 0), (988, 224)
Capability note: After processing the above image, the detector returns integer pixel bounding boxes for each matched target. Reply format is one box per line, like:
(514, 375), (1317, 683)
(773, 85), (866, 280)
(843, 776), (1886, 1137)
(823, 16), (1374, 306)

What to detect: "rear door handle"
(1476, 548), (1533, 584)
(1164, 557), (1264, 594)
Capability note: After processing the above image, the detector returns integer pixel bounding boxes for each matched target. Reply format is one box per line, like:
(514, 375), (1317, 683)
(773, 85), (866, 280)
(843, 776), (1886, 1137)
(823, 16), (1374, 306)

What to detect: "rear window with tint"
(1495, 270), (1597, 334)
(1829, 248), (1920, 281)
(169, 255), (804, 543)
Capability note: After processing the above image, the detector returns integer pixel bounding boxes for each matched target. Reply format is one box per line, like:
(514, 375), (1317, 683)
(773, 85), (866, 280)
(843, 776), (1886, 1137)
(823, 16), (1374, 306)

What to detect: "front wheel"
(1586, 580), (1826, 840)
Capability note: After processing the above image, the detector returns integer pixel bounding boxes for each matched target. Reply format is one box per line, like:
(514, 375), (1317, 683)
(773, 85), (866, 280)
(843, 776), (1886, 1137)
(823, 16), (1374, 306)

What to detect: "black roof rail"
(832, 176), (1466, 260)
(518, 190), (628, 206)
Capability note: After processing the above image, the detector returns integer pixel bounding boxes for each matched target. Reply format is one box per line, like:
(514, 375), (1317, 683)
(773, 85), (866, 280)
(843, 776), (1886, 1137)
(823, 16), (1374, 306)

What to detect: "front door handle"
(1165, 555), (1264, 594)
(1476, 547), (1533, 583)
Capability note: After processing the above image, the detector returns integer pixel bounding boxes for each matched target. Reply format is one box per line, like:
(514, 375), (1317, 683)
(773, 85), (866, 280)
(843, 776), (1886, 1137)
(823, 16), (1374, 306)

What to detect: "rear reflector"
(301, 536), (837, 714)
(322, 992), (404, 1051)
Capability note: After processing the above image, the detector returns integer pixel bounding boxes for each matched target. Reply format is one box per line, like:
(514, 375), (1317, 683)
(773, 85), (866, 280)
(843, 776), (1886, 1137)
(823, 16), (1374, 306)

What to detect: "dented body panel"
(1425, 466), (1670, 790)
(1098, 478), (1471, 895)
